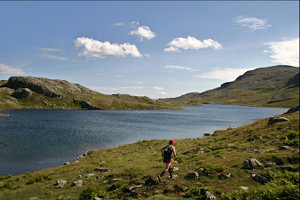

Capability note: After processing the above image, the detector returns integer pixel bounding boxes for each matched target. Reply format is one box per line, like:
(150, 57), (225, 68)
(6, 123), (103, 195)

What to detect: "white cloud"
(39, 54), (69, 61)
(153, 86), (165, 91)
(0, 63), (25, 75)
(195, 67), (256, 82)
(158, 91), (167, 95)
(164, 36), (222, 52)
(91, 86), (144, 92)
(112, 22), (124, 26)
(164, 65), (198, 72)
(74, 37), (142, 58)
(40, 48), (61, 52)
(235, 16), (271, 30)
(265, 38), (299, 67)
(129, 26), (156, 40)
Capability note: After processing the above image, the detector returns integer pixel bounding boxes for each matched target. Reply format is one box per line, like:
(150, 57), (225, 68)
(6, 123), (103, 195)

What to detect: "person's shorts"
(163, 157), (171, 163)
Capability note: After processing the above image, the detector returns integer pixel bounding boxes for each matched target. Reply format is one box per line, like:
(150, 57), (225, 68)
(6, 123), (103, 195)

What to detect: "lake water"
(0, 104), (287, 176)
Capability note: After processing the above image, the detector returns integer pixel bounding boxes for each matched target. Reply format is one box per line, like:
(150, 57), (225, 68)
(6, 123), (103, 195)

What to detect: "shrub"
(79, 186), (107, 200)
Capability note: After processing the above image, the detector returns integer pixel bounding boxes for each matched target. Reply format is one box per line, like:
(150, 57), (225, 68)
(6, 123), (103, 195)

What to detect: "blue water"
(0, 105), (287, 176)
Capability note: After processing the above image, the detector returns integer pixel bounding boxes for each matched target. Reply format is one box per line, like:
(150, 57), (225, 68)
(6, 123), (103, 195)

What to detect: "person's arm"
(172, 146), (177, 158)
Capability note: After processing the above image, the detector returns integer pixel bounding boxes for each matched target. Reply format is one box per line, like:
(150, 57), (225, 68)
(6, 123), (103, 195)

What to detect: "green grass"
(0, 110), (298, 199)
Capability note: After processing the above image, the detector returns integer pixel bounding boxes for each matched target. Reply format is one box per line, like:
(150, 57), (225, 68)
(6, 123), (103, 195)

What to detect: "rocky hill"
(0, 107), (298, 199)
(0, 76), (176, 110)
(159, 65), (299, 108)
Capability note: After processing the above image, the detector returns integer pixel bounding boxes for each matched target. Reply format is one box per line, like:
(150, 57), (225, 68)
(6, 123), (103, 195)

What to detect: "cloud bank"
(164, 36), (222, 52)
(74, 37), (142, 58)
(265, 38), (299, 67)
(235, 16), (271, 30)
(0, 64), (25, 75)
(196, 67), (255, 82)
(164, 65), (198, 72)
(129, 26), (156, 40)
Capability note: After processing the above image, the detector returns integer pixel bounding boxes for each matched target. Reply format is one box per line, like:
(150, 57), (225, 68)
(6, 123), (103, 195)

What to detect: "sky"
(0, 1), (299, 99)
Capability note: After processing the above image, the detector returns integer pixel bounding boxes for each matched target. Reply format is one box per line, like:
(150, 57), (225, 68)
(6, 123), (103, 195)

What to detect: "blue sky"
(0, 1), (299, 99)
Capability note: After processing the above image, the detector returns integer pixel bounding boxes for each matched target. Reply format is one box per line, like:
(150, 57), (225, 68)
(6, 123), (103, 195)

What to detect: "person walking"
(157, 139), (177, 182)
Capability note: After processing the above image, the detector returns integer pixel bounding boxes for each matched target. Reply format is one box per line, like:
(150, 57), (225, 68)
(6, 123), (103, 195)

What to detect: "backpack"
(163, 145), (173, 156)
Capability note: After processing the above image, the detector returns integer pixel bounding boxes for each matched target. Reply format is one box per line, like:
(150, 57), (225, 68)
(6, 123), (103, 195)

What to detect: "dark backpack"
(163, 145), (172, 156)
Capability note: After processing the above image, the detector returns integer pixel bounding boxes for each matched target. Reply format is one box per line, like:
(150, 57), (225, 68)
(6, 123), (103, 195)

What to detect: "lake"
(0, 104), (287, 176)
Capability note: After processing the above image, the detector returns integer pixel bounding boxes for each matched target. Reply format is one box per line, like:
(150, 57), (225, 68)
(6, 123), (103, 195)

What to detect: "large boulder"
(242, 158), (263, 169)
(55, 179), (67, 188)
(11, 88), (32, 99)
(185, 171), (199, 179)
(7, 76), (63, 98)
(251, 174), (269, 184)
(268, 117), (289, 125)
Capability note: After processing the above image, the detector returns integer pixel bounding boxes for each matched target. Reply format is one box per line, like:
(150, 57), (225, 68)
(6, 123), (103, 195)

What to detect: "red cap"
(169, 139), (176, 144)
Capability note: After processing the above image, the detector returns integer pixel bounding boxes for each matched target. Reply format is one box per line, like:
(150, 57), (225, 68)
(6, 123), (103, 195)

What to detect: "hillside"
(0, 107), (298, 200)
(159, 65), (299, 108)
(0, 76), (176, 110)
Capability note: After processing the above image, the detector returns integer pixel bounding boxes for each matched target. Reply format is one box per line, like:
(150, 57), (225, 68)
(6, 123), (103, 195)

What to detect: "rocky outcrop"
(7, 77), (63, 98)
(251, 174), (269, 184)
(286, 105), (299, 114)
(268, 117), (289, 125)
(185, 171), (199, 179)
(80, 101), (100, 110)
(11, 88), (32, 99)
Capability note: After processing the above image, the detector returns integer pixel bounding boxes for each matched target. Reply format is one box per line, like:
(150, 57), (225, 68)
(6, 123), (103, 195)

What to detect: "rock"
(196, 167), (211, 177)
(7, 76), (63, 98)
(204, 133), (211, 136)
(77, 155), (83, 160)
(185, 171), (199, 179)
(64, 162), (71, 165)
(86, 173), (95, 177)
(239, 186), (249, 190)
(251, 174), (269, 184)
(129, 184), (143, 191)
(71, 180), (82, 187)
(218, 172), (231, 180)
(277, 165), (293, 171)
(279, 146), (294, 151)
(11, 88), (32, 99)
(94, 197), (102, 200)
(205, 191), (216, 199)
(94, 168), (110, 173)
(242, 158), (263, 169)
(265, 162), (276, 167)
(80, 101), (100, 110)
(254, 149), (265, 154)
(268, 117), (289, 125)
(173, 167), (179, 171)
(111, 178), (121, 182)
(285, 105), (299, 114)
(55, 179), (67, 188)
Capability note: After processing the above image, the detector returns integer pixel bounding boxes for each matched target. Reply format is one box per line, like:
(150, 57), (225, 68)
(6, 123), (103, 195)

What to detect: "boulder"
(254, 149), (265, 154)
(251, 174), (269, 184)
(94, 168), (110, 173)
(11, 88), (32, 99)
(196, 167), (211, 177)
(277, 165), (293, 171)
(86, 173), (95, 177)
(242, 158), (263, 169)
(218, 172), (232, 180)
(239, 186), (249, 190)
(205, 191), (216, 199)
(279, 146), (294, 151)
(64, 162), (71, 165)
(268, 117), (289, 125)
(203, 133), (211, 136)
(71, 180), (82, 187)
(185, 171), (199, 179)
(183, 148), (204, 155)
(129, 184), (143, 191)
(55, 179), (67, 188)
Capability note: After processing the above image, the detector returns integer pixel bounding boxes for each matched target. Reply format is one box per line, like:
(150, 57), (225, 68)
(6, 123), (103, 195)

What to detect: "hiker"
(157, 139), (177, 182)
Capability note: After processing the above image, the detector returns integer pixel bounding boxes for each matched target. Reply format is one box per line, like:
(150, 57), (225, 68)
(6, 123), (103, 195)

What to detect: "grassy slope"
(159, 65), (299, 108)
(0, 111), (299, 200)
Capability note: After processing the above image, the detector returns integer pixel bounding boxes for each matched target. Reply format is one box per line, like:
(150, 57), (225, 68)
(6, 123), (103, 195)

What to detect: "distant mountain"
(0, 76), (176, 110)
(158, 65), (299, 108)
